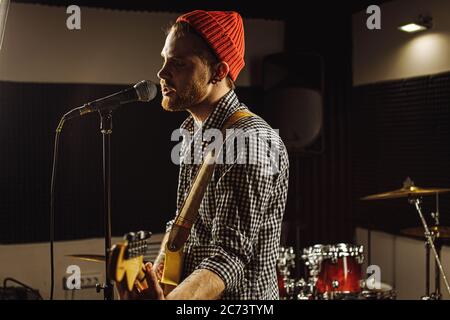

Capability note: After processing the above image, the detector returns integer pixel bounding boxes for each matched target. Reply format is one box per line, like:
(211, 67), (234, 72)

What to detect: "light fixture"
(399, 15), (433, 33)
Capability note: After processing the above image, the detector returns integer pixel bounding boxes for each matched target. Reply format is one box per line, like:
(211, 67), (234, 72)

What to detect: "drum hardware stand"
(422, 192), (443, 300)
(409, 196), (450, 299)
(431, 194), (442, 300)
(367, 227), (372, 267)
(425, 240), (431, 298)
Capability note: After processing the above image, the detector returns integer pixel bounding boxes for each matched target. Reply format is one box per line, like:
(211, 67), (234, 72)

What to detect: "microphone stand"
(97, 109), (114, 300)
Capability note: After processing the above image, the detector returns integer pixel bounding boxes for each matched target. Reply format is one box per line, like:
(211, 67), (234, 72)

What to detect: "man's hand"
(152, 252), (165, 281)
(139, 262), (165, 300)
(116, 262), (165, 300)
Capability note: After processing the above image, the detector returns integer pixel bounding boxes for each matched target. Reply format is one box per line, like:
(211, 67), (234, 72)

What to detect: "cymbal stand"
(409, 197), (450, 298)
(433, 241), (443, 300)
(431, 193), (441, 299)
(425, 240), (430, 297)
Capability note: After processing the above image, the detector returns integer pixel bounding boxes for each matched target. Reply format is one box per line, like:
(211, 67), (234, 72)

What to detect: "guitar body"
(108, 231), (151, 293)
(161, 244), (185, 295)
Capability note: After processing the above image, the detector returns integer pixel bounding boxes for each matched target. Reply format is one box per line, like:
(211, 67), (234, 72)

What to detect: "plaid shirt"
(166, 90), (289, 299)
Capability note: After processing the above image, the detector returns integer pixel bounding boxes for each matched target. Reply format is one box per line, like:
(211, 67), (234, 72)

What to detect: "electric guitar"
(108, 230), (152, 292)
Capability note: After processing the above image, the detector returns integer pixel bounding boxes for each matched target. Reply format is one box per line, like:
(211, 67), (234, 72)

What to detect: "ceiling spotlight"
(399, 15), (433, 33)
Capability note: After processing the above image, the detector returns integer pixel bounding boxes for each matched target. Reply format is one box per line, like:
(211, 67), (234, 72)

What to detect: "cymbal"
(401, 226), (450, 240)
(66, 254), (105, 262)
(361, 186), (450, 200)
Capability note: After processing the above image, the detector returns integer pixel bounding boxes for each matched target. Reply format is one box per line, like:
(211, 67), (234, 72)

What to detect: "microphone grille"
(134, 80), (158, 102)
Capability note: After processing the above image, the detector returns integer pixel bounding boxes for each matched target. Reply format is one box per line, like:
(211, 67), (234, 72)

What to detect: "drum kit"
(277, 243), (388, 300)
(277, 178), (450, 300)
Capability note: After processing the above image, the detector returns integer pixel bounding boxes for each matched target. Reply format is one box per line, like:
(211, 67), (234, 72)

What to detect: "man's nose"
(157, 64), (170, 81)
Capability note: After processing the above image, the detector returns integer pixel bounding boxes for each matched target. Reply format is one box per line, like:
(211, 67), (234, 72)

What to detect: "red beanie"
(176, 10), (245, 82)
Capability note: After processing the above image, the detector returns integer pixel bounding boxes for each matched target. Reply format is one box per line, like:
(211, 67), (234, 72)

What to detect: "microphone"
(63, 80), (158, 120)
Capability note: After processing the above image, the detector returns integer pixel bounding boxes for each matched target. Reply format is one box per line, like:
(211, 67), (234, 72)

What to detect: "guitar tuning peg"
(136, 231), (144, 240)
(136, 231), (151, 240)
(124, 232), (136, 242)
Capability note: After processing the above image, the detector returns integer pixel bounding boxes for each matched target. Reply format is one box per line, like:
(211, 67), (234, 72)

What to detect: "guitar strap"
(161, 109), (254, 291)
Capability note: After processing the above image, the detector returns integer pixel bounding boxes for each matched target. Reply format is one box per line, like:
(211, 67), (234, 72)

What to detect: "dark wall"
(0, 81), (181, 243)
(352, 73), (450, 234)
(11, 0), (392, 20)
(278, 10), (355, 253)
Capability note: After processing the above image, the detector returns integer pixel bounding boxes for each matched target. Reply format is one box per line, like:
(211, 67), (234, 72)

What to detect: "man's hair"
(167, 21), (236, 90)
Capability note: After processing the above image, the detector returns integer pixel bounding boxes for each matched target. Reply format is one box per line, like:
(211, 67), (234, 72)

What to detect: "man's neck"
(188, 88), (231, 123)
(190, 104), (215, 125)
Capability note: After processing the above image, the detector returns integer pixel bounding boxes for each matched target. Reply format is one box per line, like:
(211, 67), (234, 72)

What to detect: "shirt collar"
(180, 90), (245, 134)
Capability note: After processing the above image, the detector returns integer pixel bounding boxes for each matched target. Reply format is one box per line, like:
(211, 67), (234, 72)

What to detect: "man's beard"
(161, 72), (208, 112)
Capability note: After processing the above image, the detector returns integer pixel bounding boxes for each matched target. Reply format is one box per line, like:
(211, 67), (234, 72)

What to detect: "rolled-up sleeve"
(197, 160), (275, 291)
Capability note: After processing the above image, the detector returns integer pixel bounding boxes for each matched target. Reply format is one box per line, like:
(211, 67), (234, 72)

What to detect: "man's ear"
(211, 61), (230, 83)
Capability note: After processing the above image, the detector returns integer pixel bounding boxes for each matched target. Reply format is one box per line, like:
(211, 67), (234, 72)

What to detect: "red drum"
(303, 243), (364, 299)
(276, 268), (288, 298)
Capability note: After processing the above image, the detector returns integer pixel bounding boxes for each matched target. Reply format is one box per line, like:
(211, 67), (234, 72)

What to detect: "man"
(118, 10), (289, 300)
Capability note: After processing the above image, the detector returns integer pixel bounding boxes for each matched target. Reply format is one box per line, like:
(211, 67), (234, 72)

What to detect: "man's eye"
(174, 60), (186, 67)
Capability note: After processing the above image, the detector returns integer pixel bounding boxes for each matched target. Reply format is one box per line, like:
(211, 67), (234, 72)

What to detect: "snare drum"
(360, 282), (396, 300)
